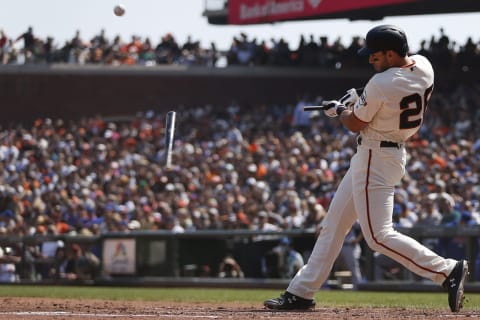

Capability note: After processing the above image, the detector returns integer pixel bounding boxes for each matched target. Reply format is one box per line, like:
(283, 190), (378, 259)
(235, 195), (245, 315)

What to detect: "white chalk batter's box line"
(0, 311), (219, 318)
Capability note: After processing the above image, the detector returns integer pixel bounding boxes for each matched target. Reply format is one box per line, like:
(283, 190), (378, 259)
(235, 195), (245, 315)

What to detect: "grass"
(0, 285), (479, 310)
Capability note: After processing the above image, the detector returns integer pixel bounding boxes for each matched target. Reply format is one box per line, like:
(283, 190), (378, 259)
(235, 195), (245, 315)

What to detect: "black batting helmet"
(358, 25), (409, 57)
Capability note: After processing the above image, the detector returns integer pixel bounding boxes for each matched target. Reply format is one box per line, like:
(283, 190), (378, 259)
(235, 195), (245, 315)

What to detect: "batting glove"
(339, 88), (361, 108)
(321, 100), (347, 117)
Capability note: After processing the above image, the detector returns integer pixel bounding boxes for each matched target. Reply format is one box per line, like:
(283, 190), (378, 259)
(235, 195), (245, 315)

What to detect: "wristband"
(336, 106), (347, 116)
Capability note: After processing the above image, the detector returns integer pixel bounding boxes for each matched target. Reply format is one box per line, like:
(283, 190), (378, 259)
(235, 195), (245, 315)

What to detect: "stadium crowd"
(0, 26), (479, 281)
(0, 80), (478, 280)
(0, 82), (478, 237)
(1, 26), (480, 70)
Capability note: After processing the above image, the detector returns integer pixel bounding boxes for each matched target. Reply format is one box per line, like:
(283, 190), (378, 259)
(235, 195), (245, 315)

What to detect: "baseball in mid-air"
(114, 4), (125, 16)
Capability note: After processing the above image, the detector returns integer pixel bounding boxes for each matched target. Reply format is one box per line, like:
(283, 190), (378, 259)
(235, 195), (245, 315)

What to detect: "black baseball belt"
(357, 137), (402, 149)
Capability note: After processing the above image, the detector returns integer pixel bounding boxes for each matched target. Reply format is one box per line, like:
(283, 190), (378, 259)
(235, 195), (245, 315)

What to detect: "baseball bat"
(165, 111), (176, 168)
(303, 105), (324, 111)
(303, 87), (365, 112)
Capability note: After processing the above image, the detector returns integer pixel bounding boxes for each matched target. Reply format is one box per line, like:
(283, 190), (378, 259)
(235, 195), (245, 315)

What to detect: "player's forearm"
(339, 110), (363, 132)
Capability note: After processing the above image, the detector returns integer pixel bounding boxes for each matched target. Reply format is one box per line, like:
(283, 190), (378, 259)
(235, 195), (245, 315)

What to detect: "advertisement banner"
(228, 0), (419, 24)
(102, 238), (136, 275)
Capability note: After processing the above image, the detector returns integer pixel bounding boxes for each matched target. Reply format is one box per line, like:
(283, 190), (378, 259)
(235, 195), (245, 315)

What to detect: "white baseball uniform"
(287, 54), (458, 299)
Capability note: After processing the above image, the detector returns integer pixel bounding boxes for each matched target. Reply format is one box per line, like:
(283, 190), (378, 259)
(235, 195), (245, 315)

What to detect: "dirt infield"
(0, 297), (477, 319)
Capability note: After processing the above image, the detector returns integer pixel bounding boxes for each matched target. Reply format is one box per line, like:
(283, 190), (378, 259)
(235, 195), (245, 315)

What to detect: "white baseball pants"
(287, 143), (457, 299)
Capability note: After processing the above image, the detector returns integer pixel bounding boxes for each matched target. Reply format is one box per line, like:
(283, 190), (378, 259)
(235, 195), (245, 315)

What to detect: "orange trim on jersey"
(364, 149), (449, 279)
(401, 60), (416, 68)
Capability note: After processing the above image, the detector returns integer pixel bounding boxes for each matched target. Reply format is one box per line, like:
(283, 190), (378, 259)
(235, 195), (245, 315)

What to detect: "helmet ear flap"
(401, 42), (409, 56)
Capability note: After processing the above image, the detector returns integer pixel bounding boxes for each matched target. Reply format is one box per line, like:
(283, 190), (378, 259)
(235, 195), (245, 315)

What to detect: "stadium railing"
(0, 226), (478, 292)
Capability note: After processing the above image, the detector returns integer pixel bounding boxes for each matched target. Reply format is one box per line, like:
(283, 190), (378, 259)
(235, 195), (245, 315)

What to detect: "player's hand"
(321, 100), (346, 117)
(339, 88), (360, 108)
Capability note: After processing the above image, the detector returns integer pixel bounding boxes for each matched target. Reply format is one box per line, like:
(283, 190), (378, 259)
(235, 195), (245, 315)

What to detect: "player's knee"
(363, 237), (380, 252)
(363, 230), (391, 252)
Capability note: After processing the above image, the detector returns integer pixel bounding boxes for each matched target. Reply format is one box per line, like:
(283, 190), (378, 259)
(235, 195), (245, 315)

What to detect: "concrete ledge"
(94, 277), (480, 293)
(95, 276), (291, 289)
(358, 281), (480, 293)
(3, 277), (480, 293)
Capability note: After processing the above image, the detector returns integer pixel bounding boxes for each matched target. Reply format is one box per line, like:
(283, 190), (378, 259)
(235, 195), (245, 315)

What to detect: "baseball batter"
(264, 25), (468, 313)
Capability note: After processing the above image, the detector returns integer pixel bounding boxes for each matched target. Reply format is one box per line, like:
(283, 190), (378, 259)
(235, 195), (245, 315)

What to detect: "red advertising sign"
(228, 0), (419, 24)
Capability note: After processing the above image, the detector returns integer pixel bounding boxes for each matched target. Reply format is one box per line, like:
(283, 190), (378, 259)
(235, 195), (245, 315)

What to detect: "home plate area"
(0, 297), (476, 319)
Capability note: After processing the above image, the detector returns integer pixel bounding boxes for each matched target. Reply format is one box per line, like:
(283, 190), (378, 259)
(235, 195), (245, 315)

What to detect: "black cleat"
(264, 291), (315, 310)
(442, 260), (469, 312)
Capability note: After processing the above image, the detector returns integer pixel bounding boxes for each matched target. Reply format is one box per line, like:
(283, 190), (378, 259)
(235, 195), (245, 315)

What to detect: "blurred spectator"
(392, 202), (415, 228)
(335, 222), (363, 289)
(269, 37), (292, 66)
(139, 37), (155, 65)
(261, 237), (304, 279)
(14, 26), (36, 63)
(205, 41), (219, 67)
(104, 35), (124, 65)
(291, 94), (313, 135)
(0, 246), (20, 282)
(253, 211), (281, 241)
(70, 30), (88, 63)
(60, 243), (100, 280)
(124, 35), (142, 65)
(43, 36), (55, 63)
(155, 33), (180, 64)
(0, 29), (8, 64)
(417, 196), (442, 226)
(303, 196), (326, 230)
(438, 196), (461, 227)
(417, 197), (442, 252)
(2, 38), (17, 64)
(89, 29), (108, 63)
(218, 255), (244, 278)
(49, 245), (68, 279)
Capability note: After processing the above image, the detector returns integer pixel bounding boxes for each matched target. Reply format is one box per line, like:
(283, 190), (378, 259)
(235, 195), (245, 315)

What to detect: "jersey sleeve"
(352, 79), (384, 123)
